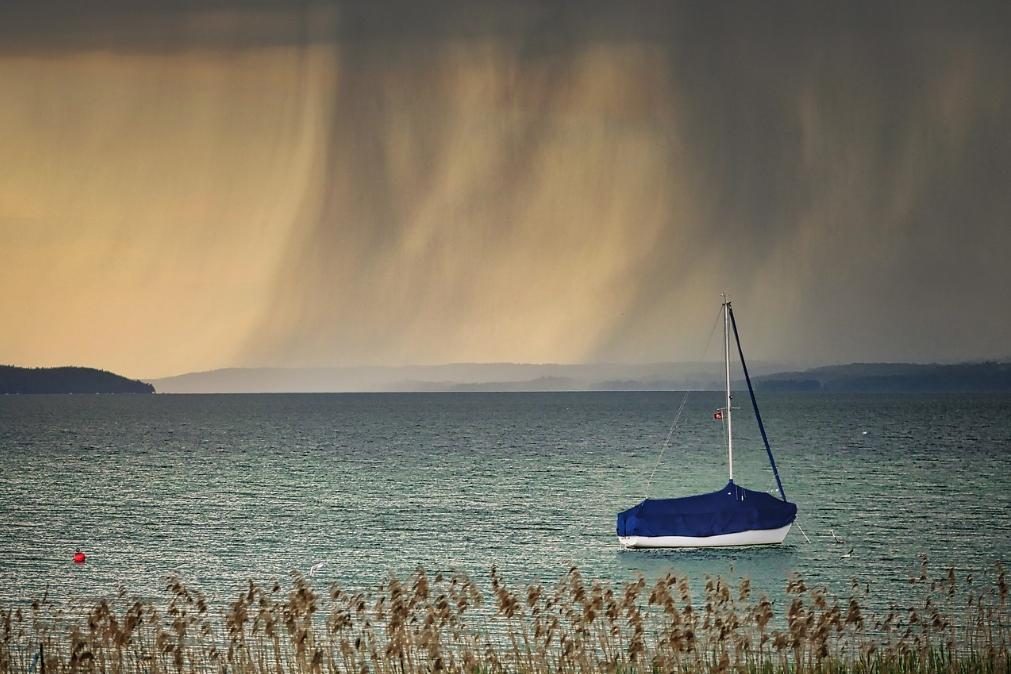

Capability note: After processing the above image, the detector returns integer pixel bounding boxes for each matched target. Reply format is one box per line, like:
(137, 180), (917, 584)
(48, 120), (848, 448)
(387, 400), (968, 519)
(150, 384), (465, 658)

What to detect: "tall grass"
(1, 558), (1007, 674)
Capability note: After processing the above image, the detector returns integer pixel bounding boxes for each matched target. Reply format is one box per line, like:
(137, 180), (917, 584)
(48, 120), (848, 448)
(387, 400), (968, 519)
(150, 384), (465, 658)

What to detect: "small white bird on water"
(841, 548), (854, 559)
(309, 561), (326, 577)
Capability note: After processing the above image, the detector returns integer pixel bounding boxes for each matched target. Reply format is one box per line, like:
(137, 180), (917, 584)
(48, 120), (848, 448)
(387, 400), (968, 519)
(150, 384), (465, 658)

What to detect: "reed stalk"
(1, 560), (1007, 674)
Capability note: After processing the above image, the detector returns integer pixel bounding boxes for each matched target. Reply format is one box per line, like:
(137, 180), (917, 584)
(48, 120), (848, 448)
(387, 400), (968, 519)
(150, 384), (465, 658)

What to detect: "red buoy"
(73, 549), (86, 565)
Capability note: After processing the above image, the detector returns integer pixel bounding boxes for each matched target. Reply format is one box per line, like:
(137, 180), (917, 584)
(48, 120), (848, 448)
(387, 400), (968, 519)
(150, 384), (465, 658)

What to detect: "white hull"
(619, 523), (792, 549)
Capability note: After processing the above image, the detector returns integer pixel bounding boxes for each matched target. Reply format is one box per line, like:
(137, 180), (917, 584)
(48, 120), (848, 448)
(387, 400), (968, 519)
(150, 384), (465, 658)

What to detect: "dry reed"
(1, 558), (1007, 674)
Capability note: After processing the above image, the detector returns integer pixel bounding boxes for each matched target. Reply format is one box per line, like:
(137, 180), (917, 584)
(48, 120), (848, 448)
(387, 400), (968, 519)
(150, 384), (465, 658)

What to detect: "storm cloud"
(2, 1), (1009, 377)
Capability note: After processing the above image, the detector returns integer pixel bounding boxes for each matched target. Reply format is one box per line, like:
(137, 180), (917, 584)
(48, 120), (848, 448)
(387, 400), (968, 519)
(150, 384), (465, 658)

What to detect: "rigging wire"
(642, 392), (690, 499)
(642, 305), (724, 499)
(728, 304), (788, 501)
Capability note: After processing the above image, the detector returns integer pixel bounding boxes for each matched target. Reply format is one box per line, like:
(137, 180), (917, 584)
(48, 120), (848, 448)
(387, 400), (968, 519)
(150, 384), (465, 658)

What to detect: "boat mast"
(728, 304), (788, 501)
(723, 294), (733, 482)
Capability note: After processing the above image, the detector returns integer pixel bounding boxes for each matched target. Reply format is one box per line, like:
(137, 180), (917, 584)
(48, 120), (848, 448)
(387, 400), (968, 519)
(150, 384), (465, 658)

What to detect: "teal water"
(1, 392), (1008, 612)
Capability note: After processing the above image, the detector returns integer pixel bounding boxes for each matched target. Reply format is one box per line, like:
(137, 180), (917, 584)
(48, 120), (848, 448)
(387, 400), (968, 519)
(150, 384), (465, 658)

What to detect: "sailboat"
(616, 296), (797, 548)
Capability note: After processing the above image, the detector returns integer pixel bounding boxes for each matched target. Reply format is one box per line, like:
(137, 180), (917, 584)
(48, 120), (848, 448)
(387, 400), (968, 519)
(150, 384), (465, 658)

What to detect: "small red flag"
(713, 409), (723, 420)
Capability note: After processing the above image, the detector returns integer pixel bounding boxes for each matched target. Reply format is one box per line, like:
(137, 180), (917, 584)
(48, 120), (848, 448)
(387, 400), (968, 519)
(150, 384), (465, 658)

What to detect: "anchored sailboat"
(616, 296), (797, 548)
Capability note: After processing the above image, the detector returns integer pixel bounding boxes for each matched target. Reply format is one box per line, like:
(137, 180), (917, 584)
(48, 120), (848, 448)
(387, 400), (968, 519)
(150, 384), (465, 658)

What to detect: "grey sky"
(2, 2), (1009, 376)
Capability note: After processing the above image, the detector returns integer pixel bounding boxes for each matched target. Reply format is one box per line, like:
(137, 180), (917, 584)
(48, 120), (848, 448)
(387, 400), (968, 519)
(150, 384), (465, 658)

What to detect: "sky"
(2, 1), (1009, 379)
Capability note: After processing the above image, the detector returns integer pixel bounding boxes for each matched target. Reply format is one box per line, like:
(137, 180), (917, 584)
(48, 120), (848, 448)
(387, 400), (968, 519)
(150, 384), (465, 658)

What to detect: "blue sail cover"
(616, 481), (797, 538)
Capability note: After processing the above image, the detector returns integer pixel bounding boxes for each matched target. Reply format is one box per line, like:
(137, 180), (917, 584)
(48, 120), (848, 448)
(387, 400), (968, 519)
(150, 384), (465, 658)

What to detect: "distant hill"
(0, 365), (155, 394)
(754, 362), (1011, 392)
(146, 361), (1011, 394)
(146, 362), (787, 394)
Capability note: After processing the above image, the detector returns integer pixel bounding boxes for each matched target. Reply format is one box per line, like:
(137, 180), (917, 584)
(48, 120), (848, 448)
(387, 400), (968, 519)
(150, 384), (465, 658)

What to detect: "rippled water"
(1, 392), (1009, 613)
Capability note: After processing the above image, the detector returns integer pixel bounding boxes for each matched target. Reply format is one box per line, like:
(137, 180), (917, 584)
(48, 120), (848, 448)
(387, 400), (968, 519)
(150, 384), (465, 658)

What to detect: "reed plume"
(2, 559), (1007, 674)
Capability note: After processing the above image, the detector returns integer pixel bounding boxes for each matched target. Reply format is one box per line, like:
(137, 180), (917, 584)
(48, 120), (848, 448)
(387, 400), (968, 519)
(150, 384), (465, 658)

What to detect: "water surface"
(1, 392), (1008, 613)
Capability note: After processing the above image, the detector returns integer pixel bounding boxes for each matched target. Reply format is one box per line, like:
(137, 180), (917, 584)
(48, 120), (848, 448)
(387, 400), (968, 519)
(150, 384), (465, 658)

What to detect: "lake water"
(1, 392), (1009, 615)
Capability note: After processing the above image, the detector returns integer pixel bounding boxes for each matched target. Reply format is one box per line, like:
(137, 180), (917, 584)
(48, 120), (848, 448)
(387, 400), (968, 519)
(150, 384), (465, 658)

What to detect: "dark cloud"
(253, 2), (1011, 366)
(5, 1), (1010, 370)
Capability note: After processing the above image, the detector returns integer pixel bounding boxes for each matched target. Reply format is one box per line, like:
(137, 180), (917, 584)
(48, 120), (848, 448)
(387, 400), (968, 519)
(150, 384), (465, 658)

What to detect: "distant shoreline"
(143, 361), (1011, 394)
(0, 365), (155, 394)
(753, 361), (1011, 393)
(4, 361), (1007, 395)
